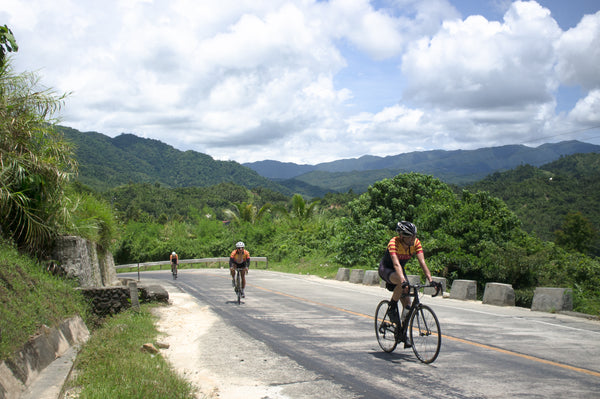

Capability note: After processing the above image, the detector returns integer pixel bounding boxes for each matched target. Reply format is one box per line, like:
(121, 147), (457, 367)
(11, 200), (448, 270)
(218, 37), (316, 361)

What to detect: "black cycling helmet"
(396, 221), (417, 236)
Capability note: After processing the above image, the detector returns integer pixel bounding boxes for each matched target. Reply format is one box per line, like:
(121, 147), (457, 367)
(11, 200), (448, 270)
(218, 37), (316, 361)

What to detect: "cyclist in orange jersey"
(378, 222), (436, 331)
(230, 241), (250, 298)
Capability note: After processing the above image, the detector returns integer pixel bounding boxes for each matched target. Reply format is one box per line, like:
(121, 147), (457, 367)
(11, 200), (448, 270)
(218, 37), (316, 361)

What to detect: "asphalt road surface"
(124, 268), (600, 399)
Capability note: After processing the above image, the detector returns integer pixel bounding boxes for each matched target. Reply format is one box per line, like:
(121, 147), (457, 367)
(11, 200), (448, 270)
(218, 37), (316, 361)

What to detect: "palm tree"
(273, 194), (319, 226)
(224, 202), (271, 224)
(0, 56), (75, 253)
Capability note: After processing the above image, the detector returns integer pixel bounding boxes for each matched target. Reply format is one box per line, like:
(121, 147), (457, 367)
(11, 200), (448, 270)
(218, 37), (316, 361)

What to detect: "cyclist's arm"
(416, 252), (432, 283)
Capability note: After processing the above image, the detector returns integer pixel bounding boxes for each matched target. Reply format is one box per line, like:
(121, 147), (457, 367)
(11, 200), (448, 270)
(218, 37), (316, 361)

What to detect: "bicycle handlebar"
(401, 281), (443, 297)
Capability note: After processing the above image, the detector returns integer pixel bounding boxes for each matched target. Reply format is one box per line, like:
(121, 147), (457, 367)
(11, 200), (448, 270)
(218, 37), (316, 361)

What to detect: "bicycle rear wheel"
(375, 300), (398, 352)
(409, 304), (441, 363)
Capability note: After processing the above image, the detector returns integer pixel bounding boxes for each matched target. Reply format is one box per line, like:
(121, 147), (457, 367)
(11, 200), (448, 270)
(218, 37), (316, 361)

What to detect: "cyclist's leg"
(379, 263), (401, 324)
(230, 266), (236, 286)
(240, 268), (247, 288)
(388, 268), (410, 309)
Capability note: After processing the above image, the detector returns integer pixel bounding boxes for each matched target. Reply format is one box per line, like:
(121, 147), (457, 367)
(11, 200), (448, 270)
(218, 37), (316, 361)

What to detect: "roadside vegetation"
(63, 305), (196, 399)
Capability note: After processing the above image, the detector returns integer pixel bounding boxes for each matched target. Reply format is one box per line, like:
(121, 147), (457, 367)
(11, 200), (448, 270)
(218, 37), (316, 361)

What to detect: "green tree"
(0, 25), (18, 66)
(0, 46), (74, 253)
(555, 212), (597, 254)
(271, 194), (320, 227)
(348, 173), (448, 229)
(224, 202), (271, 224)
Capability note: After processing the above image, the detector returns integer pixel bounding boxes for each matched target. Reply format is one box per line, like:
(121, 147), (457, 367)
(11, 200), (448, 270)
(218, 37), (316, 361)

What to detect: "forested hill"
(466, 152), (600, 255)
(59, 126), (291, 194)
(245, 141), (600, 189)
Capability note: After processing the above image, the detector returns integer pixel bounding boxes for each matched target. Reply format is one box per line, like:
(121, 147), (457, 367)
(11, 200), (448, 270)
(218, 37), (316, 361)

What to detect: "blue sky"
(2, 0), (600, 164)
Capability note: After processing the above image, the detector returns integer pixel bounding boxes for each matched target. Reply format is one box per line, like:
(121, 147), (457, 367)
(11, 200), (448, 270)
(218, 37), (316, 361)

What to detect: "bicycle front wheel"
(375, 300), (398, 353)
(236, 271), (242, 304)
(409, 304), (441, 364)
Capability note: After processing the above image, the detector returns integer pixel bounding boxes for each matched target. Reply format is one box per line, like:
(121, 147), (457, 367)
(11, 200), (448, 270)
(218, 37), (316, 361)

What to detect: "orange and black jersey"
(230, 249), (250, 267)
(380, 236), (423, 269)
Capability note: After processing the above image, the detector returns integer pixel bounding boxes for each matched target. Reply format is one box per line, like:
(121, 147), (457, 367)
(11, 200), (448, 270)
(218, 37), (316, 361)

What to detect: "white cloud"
(555, 11), (600, 90)
(401, 1), (561, 109)
(569, 89), (600, 124)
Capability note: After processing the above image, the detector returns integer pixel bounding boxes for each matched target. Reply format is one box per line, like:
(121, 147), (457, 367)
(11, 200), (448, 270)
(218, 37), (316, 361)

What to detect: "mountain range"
(245, 141), (600, 194)
(59, 125), (600, 196)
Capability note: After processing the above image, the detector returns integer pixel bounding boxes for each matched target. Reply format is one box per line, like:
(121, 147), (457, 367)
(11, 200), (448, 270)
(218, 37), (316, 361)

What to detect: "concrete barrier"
(407, 274), (421, 285)
(363, 270), (380, 285)
(424, 276), (447, 296)
(531, 287), (573, 313)
(483, 282), (515, 306)
(0, 316), (89, 399)
(450, 280), (477, 300)
(349, 269), (365, 284)
(335, 268), (350, 281)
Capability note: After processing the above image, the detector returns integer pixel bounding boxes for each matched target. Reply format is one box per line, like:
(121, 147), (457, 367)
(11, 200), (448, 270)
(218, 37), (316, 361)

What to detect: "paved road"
(127, 268), (600, 399)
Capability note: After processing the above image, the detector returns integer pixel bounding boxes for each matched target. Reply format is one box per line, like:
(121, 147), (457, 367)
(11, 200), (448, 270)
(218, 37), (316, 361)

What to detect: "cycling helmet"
(396, 221), (417, 236)
(235, 241), (245, 249)
(172, 251), (176, 255)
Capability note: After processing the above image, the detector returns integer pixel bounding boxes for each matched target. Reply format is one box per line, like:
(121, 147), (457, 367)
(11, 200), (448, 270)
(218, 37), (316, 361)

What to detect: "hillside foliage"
(466, 153), (600, 257)
(59, 126), (291, 194)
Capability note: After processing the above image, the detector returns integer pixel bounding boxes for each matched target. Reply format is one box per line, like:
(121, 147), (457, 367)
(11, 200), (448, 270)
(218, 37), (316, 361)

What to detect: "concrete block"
(335, 268), (350, 281)
(424, 277), (447, 296)
(483, 282), (515, 306)
(363, 270), (380, 285)
(407, 275), (421, 285)
(450, 280), (478, 300)
(531, 287), (573, 312)
(129, 281), (140, 310)
(349, 269), (365, 284)
(139, 284), (169, 303)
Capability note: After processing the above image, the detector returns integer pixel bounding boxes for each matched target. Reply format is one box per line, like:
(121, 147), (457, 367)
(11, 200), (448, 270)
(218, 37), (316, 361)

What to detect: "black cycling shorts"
(378, 261), (407, 292)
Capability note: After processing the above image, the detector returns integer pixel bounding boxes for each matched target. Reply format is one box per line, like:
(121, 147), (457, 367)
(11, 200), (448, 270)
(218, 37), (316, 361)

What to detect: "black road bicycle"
(171, 262), (178, 280)
(374, 282), (442, 364)
(233, 266), (245, 304)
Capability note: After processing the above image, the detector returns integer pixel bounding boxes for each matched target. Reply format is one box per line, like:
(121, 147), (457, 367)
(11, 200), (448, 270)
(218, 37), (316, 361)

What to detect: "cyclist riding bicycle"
(170, 251), (179, 272)
(378, 221), (438, 344)
(230, 241), (250, 298)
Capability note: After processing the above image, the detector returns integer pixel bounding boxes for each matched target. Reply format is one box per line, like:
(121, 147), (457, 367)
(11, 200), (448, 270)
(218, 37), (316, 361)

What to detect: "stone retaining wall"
(80, 283), (169, 316)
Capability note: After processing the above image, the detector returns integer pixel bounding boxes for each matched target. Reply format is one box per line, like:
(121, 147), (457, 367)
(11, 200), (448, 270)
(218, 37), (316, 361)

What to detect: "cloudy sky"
(3, 0), (600, 164)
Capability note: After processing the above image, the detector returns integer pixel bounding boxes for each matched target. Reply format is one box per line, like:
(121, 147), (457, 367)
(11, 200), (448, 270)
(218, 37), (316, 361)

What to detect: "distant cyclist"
(378, 221), (436, 338)
(170, 251), (179, 277)
(230, 241), (250, 298)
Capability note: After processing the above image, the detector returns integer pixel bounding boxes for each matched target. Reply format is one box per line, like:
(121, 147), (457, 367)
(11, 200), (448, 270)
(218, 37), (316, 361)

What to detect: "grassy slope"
(0, 241), (89, 360)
